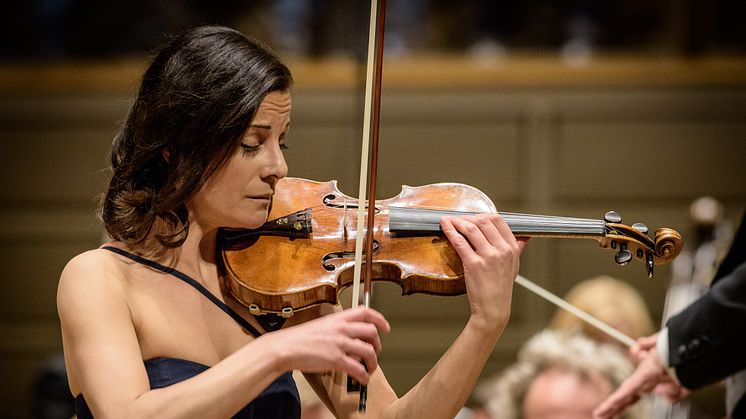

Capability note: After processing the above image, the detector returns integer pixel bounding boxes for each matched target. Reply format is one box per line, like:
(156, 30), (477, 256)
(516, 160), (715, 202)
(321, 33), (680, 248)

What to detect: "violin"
(219, 177), (683, 319)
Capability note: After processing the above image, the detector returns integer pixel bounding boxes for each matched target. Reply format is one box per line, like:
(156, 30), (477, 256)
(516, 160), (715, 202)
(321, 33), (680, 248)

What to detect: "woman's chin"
(242, 214), (271, 230)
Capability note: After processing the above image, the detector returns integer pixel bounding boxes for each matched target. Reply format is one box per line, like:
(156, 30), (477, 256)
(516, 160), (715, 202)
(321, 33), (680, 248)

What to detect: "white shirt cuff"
(657, 327), (680, 384)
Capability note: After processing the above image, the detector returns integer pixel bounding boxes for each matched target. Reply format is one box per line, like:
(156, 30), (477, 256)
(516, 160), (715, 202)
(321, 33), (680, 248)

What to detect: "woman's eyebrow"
(250, 120), (290, 131)
(250, 124), (272, 130)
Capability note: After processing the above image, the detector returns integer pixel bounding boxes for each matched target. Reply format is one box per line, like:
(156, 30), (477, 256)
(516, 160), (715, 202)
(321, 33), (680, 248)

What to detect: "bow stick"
(351, 0), (387, 412)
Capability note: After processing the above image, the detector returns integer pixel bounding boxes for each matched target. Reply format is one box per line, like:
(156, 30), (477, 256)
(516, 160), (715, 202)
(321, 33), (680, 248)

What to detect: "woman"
(58, 26), (526, 418)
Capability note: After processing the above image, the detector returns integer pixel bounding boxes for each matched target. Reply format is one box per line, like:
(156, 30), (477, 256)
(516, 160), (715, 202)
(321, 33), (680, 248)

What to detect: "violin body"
(220, 177), (496, 316)
(220, 177), (683, 317)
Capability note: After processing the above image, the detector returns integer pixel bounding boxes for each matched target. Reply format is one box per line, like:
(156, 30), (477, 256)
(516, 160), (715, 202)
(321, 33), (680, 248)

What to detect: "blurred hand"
(594, 334), (688, 419)
(629, 333), (658, 364)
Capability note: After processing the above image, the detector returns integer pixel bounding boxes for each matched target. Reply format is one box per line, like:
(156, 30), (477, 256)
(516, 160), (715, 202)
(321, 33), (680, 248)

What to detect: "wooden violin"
(219, 177), (683, 318)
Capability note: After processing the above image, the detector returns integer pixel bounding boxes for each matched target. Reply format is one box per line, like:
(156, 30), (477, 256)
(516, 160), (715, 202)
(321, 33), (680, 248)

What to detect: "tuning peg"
(615, 249), (633, 265)
(604, 211), (622, 223)
(615, 243), (632, 265)
(646, 253), (654, 278)
(632, 223), (649, 234)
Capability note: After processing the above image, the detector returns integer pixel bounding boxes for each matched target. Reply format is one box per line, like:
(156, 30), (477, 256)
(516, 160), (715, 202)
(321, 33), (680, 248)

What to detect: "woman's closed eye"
(240, 143), (260, 154)
(240, 142), (289, 154)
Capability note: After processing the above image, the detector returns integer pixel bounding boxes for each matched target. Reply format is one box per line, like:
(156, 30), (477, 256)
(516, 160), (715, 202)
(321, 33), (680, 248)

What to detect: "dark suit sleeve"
(666, 260), (746, 389)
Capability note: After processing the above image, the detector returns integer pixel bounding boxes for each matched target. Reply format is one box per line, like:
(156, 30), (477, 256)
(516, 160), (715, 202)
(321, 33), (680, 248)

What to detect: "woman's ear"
(161, 148), (170, 162)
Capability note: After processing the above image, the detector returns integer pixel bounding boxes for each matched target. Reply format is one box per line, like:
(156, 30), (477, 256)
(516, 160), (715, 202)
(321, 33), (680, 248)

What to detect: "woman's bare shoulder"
(57, 245), (148, 397)
(57, 245), (131, 311)
(61, 245), (127, 279)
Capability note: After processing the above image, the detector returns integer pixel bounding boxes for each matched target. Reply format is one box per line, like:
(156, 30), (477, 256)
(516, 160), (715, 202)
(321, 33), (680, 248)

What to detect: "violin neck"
(388, 207), (607, 238)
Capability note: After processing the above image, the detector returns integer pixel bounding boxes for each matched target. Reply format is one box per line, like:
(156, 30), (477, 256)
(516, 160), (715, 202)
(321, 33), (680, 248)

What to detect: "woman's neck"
(177, 221), (220, 283)
(129, 216), (220, 285)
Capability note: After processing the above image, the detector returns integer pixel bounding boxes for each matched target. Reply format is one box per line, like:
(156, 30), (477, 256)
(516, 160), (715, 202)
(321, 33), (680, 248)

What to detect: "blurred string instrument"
(653, 197), (731, 419)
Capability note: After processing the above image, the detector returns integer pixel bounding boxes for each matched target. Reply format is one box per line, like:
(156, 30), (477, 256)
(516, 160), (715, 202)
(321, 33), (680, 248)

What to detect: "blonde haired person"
(549, 275), (655, 347)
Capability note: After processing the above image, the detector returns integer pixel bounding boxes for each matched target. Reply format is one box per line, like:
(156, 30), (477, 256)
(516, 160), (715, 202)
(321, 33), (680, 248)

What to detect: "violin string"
(307, 205), (607, 237)
(310, 205), (604, 223)
(387, 207), (606, 235)
(514, 275), (636, 348)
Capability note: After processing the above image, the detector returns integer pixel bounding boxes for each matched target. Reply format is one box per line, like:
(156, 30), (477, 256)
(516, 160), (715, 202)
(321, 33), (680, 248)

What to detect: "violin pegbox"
(600, 210), (684, 278)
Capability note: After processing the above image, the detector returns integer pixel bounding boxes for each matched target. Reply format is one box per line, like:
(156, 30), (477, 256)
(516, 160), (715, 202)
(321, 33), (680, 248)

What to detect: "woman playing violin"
(57, 25), (527, 418)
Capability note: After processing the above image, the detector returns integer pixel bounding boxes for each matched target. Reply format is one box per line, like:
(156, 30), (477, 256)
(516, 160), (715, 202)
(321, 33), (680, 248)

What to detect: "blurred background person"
(548, 275), (656, 350)
(478, 329), (643, 419)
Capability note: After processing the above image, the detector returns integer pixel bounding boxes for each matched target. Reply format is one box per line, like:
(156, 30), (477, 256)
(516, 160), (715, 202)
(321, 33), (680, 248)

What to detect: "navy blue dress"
(74, 246), (301, 419)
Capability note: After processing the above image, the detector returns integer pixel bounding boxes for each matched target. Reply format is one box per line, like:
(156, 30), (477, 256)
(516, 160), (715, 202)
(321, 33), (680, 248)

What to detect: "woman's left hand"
(440, 213), (528, 334)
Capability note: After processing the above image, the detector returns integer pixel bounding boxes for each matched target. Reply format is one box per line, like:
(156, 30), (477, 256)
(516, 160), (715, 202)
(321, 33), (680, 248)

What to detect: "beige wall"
(1, 57), (745, 416)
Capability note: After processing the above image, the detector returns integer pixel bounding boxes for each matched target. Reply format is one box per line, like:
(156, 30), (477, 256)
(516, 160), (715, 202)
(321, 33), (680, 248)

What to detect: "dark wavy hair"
(100, 26), (293, 249)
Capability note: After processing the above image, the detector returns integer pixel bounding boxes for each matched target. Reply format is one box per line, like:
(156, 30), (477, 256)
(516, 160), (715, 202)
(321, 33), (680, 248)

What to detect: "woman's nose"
(264, 142), (288, 180)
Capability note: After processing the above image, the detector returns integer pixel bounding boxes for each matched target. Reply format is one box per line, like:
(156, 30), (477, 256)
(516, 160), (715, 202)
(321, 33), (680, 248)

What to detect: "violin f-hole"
(322, 240), (380, 271)
(323, 193), (381, 214)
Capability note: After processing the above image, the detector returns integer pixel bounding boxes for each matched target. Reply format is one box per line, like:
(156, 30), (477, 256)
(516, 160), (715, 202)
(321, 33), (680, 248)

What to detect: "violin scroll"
(601, 211), (684, 277)
(654, 228), (685, 262)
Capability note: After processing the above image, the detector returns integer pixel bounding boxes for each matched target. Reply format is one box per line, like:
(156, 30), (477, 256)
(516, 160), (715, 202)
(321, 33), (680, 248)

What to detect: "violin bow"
(350, 0), (387, 412)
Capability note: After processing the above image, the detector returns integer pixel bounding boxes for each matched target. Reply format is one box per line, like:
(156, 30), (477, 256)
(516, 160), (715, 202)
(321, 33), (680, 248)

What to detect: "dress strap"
(102, 245), (263, 338)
